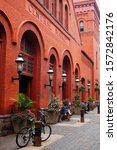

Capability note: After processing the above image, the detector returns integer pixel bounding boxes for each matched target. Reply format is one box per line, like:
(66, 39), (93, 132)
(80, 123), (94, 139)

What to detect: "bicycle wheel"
(41, 124), (52, 142)
(16, 127), (31, 148)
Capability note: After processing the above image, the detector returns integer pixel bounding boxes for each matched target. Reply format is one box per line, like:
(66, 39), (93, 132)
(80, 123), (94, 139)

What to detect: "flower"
(10, 93), (36, 130)
(11, 111), (28, 123)
(11, 109), (36, 125)
(48, 97), (60, 112)
(26, 109), (36, 123)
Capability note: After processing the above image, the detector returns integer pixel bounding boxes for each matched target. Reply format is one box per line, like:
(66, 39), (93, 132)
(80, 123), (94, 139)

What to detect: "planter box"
(74, 107), (81, 115)
(12, 119), (27, 133)
(45, 111), (60, 124)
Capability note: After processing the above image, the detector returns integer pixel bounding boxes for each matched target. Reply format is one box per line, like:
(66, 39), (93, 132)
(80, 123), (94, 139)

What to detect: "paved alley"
(0, 108), (100, 150)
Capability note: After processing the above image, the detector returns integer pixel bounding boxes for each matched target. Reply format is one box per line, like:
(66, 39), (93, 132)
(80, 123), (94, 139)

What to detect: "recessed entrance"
(62, 55), (71, 100)
(19, 30), (41, 106)
(19, 75), (32, 97)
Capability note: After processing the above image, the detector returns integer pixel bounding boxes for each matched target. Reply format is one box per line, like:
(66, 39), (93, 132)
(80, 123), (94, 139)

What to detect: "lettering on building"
(26, 1), (69, 46)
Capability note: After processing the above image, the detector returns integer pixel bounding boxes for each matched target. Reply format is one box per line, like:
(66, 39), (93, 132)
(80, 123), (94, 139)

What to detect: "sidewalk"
(0, 108), (100, 150)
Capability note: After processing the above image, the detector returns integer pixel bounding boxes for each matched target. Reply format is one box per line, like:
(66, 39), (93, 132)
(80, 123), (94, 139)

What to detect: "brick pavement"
(0, 108), (100, 150)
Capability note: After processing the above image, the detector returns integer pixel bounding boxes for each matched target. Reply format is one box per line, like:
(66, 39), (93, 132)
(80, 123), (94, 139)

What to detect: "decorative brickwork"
(0, 0), (99, 117)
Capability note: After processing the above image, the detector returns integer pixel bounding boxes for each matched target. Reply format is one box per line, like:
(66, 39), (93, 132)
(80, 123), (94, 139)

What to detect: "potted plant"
(73, 94), (81, 115)
(45, 97), (60, 124)
(18, 93), (33, 110)
(11, 93), (36, 133)
(95, 87), (100, 93)
(88, 97), (95, 110)
(79, 85), (85, 91)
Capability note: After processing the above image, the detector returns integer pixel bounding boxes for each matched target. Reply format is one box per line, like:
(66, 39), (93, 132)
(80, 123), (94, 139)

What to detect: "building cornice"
(74, 0), (100, 20)
(35, 0), (82, 47)
(81, 50), (94, 64)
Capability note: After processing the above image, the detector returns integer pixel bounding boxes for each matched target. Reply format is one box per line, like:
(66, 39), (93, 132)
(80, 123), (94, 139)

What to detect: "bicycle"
(16, 109), (52, 148)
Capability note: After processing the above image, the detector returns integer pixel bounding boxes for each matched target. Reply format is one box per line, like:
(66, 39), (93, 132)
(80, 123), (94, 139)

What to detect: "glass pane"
(25, 39), (33, 55)
(28, 59), (33, 74)
(80, 21), (84, 31)
(20, 39), (25, 52)
(23, 56), (26, 72)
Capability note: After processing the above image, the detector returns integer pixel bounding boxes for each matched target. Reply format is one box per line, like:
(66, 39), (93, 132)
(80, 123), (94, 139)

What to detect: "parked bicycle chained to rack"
(16, 109), (52, 148)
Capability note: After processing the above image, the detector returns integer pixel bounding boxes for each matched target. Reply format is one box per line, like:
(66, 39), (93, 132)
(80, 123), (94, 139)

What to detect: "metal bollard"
(33, 121), (42, 146)
(80, 109), (84, 122)
(97, 105), (100, 114)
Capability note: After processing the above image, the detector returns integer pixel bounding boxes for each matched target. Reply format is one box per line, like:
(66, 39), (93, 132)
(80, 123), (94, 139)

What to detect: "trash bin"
(33, 121), (42, 146)
(80, 109), (84, 122)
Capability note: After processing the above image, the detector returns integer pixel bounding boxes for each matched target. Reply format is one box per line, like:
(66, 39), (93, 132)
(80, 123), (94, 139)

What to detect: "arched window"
(20, 31), (40, 98)
(50, 54), (57, 96)
(65, 4), (68, 30)
(75, 68), (79, 93)
(79, 21), (84, 32)
(59, 0), (63, 24)
(20, 32), (34, 75)
(81, 77), (85, 85)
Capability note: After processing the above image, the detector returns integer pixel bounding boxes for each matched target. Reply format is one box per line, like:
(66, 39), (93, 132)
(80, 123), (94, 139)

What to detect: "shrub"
(74, 94), (81, 108)
(88, 97), (94, 103)
(18, 93), (33, 110)
(11, 93), (35, 126)
(79, 85), (85, 91)
(48, 97), (60, 112)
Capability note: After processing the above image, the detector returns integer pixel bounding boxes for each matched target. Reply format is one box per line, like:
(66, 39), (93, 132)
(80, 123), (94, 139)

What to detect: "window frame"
(79, 21), (84, 32)
(20, 37), (34, 77)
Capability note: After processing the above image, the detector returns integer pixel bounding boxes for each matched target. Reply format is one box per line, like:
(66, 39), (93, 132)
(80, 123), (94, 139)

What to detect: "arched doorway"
(0, 23), (6, 113)
(19, 30), (40, 101)
(62, 55), (71, 100)
(50, 54), (57, 96)
(74, 64), (81, 96)
(75, 68), (79, 94)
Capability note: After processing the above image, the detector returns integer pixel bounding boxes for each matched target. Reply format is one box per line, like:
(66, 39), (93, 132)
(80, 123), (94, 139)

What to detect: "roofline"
(71, 0), (82, 44)
(74, 0), (100, 19)
(35, 0), (82, 47)
(81, 50), (94, 64)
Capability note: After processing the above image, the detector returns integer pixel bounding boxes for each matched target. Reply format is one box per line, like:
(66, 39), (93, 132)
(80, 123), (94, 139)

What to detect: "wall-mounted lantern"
(87, 81), (91, 97)
(59, 70), (67, 88)
(73, 77), (80, 91)
(87, 82), (91, 90)
(11, 53), (24, 82)
(62, 70), (67, 83)
(75, 77), (80, 85)
(44, 66), (54, 87)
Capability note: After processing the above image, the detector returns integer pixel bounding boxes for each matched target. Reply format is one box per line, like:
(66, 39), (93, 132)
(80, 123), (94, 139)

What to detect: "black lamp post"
(44, 66), (54, 87)
(62, 70), (67, 83)
(87, 82), (91, 97)
(73, 77), (80, 92)
(75, 77), (80, 85)
(87, 83), (91, 89)
(44, 66), (54, 103)
(11, 53), (24, 82)
(59, 70), (67, 88)
(75, 77), (79, 92)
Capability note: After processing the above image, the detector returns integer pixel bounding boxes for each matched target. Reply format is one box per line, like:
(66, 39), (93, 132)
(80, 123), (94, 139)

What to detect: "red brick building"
(74, 0), (100, 101)
(0, 0), (100, 115)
